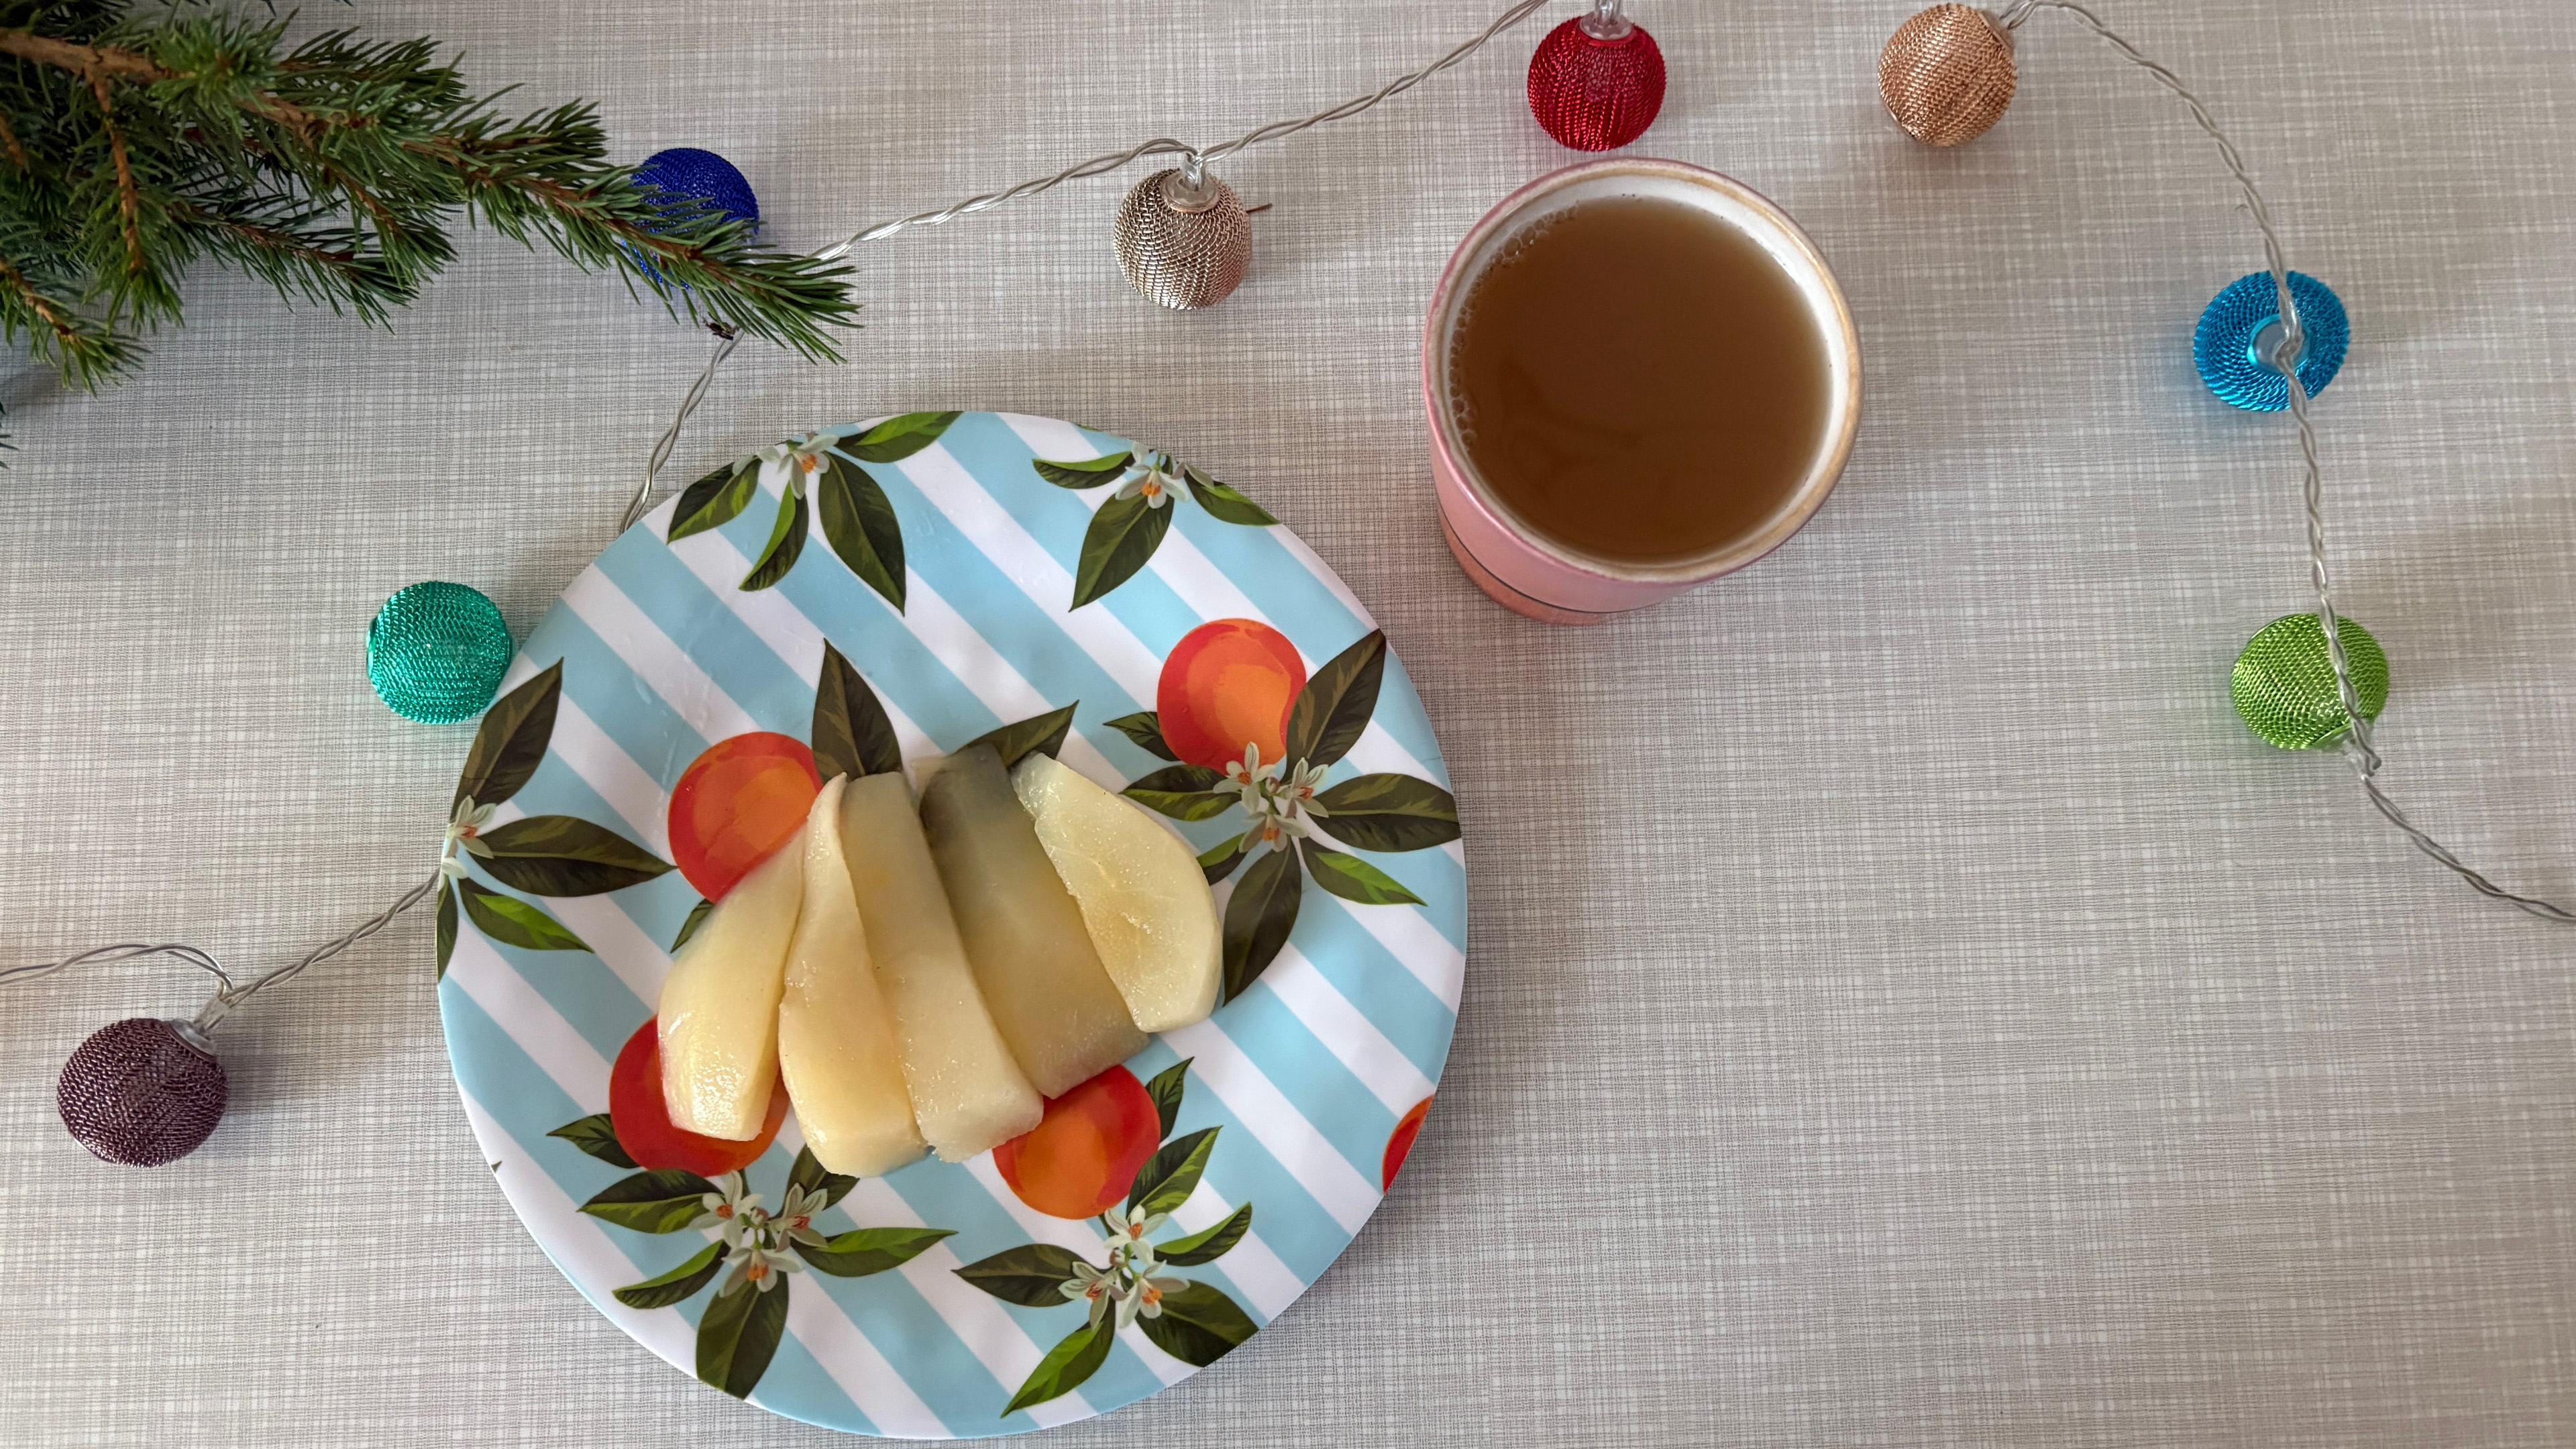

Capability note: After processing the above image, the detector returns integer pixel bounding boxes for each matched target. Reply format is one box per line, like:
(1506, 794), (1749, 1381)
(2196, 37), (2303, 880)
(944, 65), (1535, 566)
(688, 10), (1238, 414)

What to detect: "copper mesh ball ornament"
(1114, 167), (1251, 310)
(58, 1016), (229, 1166)
(1881, 5), (2019, 147)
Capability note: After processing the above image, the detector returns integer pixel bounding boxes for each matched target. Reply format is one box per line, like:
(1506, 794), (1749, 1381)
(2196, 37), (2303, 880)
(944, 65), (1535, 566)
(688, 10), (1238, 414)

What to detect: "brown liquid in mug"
(1448, 195), (1831, 564)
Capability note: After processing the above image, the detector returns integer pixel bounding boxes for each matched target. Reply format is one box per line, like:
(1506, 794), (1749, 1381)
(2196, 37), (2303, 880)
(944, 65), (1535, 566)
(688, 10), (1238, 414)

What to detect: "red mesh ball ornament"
(1527, 1), (1666, 152)
(58, 1017), (229, 1167)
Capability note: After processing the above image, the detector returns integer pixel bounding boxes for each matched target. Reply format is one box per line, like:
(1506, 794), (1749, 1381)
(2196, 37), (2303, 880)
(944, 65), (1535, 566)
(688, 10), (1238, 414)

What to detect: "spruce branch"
(0, 0), (858, 447)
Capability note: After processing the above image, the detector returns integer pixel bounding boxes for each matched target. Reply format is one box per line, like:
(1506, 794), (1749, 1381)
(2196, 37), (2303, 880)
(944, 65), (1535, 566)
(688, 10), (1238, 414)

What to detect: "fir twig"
(0, 1), (858, 450)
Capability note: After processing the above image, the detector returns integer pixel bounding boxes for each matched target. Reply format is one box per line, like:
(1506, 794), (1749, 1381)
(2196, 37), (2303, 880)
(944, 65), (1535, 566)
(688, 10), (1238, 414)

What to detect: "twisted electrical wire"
(631, 0), (1558, 521)
(2007, 0), (2572, 921)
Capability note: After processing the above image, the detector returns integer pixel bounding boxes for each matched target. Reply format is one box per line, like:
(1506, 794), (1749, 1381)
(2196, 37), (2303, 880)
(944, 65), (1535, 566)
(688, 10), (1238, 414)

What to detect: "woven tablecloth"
(3, 1), (2572, 1442)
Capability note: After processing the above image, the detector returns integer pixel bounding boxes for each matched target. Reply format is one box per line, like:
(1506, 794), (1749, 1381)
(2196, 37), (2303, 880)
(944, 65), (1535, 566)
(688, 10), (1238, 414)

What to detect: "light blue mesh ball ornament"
(2194, 270), (2348, 412)
(368, 582), (512, 724)
(627, 148), (759, 285)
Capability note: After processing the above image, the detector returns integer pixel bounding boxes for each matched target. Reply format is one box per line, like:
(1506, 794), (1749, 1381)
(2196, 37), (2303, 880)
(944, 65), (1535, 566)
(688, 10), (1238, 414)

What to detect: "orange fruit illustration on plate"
(1158, 619), (1307, 770)
(995, 1066), (1163, 1218)
(607, 1018), (787, 1175)
(1383, 1095), (1431, 1189)
(668, 732), (822, 900)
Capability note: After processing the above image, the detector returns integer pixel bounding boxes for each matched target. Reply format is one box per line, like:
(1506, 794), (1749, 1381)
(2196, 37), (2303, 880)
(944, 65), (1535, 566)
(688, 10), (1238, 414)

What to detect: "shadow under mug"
(1421, 158), (1863, 625)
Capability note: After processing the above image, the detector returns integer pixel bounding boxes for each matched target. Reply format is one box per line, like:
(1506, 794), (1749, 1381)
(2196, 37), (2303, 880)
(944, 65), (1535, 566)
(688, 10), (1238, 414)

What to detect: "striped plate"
(438, 413), (1464, 1437)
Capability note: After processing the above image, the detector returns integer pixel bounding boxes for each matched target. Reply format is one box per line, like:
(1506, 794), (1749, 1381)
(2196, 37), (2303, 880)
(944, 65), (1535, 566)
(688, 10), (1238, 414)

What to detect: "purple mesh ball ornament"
(628, 147), (760, 285)
(58, 1017), (229, 1167)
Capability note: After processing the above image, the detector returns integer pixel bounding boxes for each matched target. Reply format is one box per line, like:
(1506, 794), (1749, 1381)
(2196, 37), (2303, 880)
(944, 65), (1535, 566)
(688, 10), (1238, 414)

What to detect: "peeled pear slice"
(919, 744), (1147, 1097)
(1012, 752), (1220, 1033)
(839, 769), (1042, 1161)
(659, 818), (806, 1140)
(777, 776), (927, 1177)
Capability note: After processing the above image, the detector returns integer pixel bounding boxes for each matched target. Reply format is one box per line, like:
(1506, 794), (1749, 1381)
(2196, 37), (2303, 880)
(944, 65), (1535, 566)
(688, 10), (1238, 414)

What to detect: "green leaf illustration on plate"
(1284, 629), (1387, 770)
(1310, 773), (1461, 853)
(453, 659), (560, 809)
(739, 483), (808, 592)
(1006, 1317), (1118, 1418)
(1298, 841), (1426, 906)
(786, 1144), (859, 1212)
(667, 461), (760, 543)
(955, 1243), (1091, 1306)
(1157, 1202), (1252, 1267)
(1144, 1058), (1191, 1139)
(476, 815), (674, 896)
(1181, 464), (1279, 527)
(434, 881), (458, 979)
(612, 1242), (727, 1309)
(1032, 451), (1131, 488)
(697, 1269), (791, 1400)
(1102, 710), (1177, 761)
(837, 411), (958, 464)
(671, 897), (714, 953)
(555, 1125), (959, 1405)
(1071, 490), (1173, 609)
(1035, 447), (1278, 606)
(1222, 842), (1303, 1004)
(579, 1169), (721, 1233)
(458, 879), (593, 952)
(967, 702), (1077, 769)
(1123, 763), (1233, 821)
(546, 1113), (637, 1169)
(812, 641), (905, 781)
(816, 452), (906, 610)
(1126, 1126), (1218, 1217)
(796, 1226), (954, 1278)
(1197, 833), (1248, 885)
(1136, 1279), (1258, 1367)
(955, 1060), (1261, 1416)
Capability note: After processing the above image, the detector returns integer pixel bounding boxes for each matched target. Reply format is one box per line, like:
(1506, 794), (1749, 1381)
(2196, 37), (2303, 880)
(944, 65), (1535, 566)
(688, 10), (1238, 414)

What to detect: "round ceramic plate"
(435, 412), (1465, 1438)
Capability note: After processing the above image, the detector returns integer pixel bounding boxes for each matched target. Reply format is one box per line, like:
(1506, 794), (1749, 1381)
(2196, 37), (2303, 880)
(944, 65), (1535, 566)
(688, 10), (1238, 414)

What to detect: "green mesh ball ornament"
(2231, 612), (2389, 750)
(368, 582), (512, 724)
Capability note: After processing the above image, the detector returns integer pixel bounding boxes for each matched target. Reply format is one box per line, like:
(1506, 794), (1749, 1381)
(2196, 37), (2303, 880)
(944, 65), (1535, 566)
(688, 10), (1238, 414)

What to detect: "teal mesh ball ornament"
(2232, 612), (2389, 750)
(368, 582), (512, 724)
(2195, 270), (2349, 412)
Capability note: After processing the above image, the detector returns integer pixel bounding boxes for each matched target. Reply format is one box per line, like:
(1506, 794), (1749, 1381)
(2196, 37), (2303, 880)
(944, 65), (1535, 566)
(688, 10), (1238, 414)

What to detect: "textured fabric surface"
(3, 0), (2573, 1444)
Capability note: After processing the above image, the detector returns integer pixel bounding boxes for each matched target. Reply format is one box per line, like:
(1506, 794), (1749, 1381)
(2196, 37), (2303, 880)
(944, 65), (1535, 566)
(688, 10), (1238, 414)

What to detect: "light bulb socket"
(1161, 166), (1226, 216)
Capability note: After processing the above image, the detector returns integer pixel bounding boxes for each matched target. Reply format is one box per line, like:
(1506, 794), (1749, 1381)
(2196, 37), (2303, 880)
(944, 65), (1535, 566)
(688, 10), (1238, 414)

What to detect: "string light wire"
(2003, 0), (2571, 921)
(633, 0), (1560, 523)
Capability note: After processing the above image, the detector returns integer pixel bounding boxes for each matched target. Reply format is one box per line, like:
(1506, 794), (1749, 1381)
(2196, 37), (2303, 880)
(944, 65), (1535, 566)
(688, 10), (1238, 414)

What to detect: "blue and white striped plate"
(437, 413), (1464, 1437)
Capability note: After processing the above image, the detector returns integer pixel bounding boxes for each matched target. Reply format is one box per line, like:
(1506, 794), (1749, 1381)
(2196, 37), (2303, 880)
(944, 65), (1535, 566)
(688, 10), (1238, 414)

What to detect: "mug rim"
(1422, 157), (1864, 587)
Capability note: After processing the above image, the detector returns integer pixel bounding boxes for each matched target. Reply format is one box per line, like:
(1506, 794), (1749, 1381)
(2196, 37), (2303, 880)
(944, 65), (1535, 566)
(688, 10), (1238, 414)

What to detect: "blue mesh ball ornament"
(2194, 270), (2348, 412)
(368, 582), (513, 724)
(629, 148), (759, 284)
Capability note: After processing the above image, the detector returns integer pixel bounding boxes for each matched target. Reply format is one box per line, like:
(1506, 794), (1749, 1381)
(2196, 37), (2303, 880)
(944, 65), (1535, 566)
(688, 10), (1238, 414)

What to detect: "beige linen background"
(3, 0), (2573, 1444)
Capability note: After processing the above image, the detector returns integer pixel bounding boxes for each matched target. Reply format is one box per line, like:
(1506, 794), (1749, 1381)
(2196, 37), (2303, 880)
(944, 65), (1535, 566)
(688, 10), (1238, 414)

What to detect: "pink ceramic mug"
(1424, 158), (1862, 624)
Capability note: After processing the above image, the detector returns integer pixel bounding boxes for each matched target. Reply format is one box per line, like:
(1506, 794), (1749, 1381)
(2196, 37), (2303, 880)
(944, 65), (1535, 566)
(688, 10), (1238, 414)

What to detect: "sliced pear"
(919, 744), (1148, 1097)
(839, 769), (1042, 1161)
(1011, 752), (1220, 1033)
(659, 818), (806, 1140)
(777, 775), (928, 1177)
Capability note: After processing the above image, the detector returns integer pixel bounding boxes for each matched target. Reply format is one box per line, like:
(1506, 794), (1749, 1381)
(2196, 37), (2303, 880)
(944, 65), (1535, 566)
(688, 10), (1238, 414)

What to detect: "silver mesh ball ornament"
(1114, 168), (1251, 309)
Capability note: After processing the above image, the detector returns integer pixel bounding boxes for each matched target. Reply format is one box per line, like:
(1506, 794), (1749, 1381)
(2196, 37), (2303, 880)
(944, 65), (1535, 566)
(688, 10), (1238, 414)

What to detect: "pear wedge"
(1012, 752), (1220, 1032)
(659, 818), (806, 1140)
(839, 769), (1042, 1161)
(919, 744), (1147, 1096)
(777, 775), (927, 1177)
